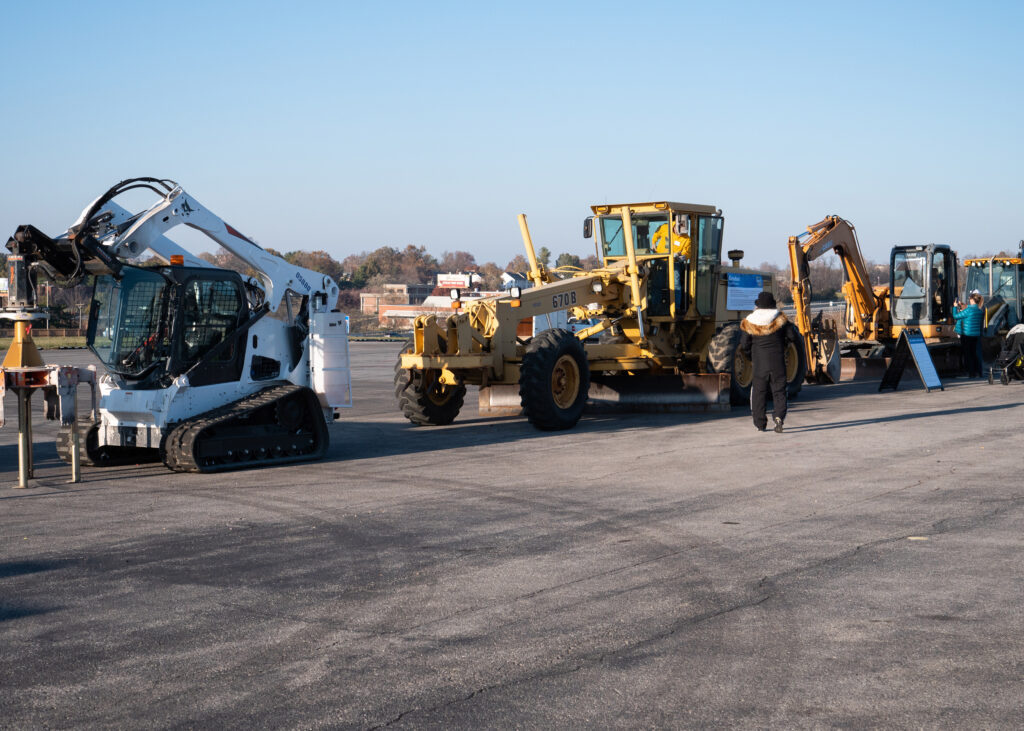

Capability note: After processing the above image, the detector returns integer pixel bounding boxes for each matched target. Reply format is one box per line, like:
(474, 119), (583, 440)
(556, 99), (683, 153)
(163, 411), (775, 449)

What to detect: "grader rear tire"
(708, 322), (806, 405)
(394, 343), (466, 426)
(519, 328), (590, 430)
(708, 324), (751, 406)
(783, 323), (807, 400)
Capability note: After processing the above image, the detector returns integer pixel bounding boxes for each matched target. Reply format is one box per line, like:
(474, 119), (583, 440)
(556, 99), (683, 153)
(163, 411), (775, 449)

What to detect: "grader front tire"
(519, 328), (590, 431)
(394, 344), (466, 426)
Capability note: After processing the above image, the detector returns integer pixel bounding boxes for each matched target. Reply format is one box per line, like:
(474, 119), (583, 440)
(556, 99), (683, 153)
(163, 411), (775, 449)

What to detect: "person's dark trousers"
(750, 368), (788, 429)
(962, 335), (982, 377)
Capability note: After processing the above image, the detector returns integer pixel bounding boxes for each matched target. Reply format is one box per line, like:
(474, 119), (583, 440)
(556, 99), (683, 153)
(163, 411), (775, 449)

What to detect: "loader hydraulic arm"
(5, 178), (340, 314)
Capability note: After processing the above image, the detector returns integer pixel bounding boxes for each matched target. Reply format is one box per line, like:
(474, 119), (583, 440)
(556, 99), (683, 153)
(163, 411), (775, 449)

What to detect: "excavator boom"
(788, 215), (890, 383)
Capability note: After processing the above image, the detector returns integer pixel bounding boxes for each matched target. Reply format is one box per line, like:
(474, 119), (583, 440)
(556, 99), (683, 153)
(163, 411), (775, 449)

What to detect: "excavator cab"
(889, 244), (958, 337)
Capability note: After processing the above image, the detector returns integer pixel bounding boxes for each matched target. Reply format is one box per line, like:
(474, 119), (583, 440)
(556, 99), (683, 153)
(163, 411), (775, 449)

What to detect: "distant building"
(500, 272), (532, 290)
(436, 272), (481, 289)
(359, 283), (433, 314)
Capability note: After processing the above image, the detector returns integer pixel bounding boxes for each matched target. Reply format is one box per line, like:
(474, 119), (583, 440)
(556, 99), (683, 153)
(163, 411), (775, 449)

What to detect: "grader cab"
(394, 202), (806, 430)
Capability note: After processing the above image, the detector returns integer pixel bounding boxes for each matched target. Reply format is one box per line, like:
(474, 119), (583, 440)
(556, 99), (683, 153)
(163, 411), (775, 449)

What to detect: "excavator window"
(892, 250), (929, 323)
(931, 250), (950, 320)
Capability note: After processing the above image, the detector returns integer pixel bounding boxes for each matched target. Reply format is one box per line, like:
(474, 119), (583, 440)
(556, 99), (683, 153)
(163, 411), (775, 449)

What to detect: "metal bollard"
(69, 419), (81, 484)
(16, 390), (31, 489)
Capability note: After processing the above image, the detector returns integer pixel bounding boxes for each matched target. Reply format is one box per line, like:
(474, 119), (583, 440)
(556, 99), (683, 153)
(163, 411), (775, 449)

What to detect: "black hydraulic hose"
(72, 177), (179, 242)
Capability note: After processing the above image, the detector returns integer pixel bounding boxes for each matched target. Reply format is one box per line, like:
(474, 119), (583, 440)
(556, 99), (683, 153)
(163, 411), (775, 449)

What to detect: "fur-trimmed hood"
(740, 308), (788, 336)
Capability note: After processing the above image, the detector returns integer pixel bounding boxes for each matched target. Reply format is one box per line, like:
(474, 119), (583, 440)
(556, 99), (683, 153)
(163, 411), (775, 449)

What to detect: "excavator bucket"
(839, 346), (890, 381)
(810, 329), (841, 384)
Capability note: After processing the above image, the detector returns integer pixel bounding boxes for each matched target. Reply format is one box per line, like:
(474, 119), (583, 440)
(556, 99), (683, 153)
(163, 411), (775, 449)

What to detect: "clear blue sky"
(2, 1), (1022, 269)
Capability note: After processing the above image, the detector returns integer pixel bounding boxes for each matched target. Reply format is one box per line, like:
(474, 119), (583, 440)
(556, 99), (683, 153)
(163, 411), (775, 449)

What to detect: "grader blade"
(587, 374), (731, 413)
(478, 384), (523, 417)
(479, 374), (731, 417)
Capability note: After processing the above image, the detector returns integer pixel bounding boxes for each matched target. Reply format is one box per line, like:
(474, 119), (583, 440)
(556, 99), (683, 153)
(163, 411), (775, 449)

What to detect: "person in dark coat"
(740, 291), (798, 433)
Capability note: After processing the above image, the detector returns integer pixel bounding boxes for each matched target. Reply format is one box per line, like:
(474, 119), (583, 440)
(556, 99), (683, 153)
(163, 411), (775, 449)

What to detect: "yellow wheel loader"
(962, 244), (1024, 361)
(394, 201), (806, 430)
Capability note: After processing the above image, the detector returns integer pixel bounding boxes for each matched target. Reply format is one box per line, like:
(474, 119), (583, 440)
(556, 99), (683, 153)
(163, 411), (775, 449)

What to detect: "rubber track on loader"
(163, 384), (329, 473)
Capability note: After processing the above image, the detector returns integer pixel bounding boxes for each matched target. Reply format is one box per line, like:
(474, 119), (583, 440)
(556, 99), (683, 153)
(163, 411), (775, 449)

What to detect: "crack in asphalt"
(368, 593), (772, 729)
(366, 495), (1024, 728)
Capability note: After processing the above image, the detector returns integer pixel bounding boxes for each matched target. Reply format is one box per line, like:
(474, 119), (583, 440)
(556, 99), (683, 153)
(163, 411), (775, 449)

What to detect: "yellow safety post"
(2, 320), (44, 369)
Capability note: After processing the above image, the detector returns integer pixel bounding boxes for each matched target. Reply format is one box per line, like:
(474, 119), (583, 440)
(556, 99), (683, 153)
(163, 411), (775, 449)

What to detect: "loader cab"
(890, 244), (958, 333)
(88, 263), (250, 386)
(588, 202), (723, 320)
(963, 255), (1024, 332)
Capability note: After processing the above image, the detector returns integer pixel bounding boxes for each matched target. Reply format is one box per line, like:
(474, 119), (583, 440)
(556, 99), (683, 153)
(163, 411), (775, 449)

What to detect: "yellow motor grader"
(394, 201), (806, 430)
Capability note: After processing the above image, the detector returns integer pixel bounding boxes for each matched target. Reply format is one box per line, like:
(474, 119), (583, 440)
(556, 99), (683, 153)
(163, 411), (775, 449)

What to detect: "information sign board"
(879, 330), (944, 392)
(726, 272), (763, 311)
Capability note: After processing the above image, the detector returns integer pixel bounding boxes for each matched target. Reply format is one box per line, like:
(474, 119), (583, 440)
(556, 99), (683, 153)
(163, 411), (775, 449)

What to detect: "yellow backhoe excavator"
(788, 215), (960, 383)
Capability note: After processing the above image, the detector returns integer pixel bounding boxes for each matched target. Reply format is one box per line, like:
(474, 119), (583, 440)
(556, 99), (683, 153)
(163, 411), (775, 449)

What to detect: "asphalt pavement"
(1, 343), (1023, 728)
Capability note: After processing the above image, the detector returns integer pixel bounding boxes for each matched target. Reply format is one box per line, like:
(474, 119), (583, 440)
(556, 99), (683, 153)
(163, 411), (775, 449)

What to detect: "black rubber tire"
(394, 342), (466, 426)
(707, 324), (751, 406)
(708, 322), (806, 405)
(519, 328), (590, 430)
(783, 323), (807, 400)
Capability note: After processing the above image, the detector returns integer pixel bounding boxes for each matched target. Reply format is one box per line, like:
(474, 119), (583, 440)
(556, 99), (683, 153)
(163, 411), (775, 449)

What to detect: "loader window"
(967, 262), (1019, 302)
(88, 267), (171, 377)
(180, 278), (245, 366)
(695, 216), (724, 315)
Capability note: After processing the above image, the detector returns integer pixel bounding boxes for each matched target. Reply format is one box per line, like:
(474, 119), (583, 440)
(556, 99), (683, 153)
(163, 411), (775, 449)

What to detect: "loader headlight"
(592, 281), (604, 294)
(509, 286), (522, 299)
(450, 288), (461, 301)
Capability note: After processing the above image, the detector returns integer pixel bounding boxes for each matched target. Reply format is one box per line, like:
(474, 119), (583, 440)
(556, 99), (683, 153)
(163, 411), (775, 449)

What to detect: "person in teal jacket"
(952, 292), (985, 376)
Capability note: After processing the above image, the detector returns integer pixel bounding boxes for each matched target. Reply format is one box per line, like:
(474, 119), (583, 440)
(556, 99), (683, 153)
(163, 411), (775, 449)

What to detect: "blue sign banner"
(905, 330), (943, 391)
(726, 272), (763, 311)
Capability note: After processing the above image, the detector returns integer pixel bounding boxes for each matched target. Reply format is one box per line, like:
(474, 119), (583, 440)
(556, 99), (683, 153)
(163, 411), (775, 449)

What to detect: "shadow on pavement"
(0, 605), (60, 622)
(785, 401), (1023, 433)
(0, 559), (74, 578)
